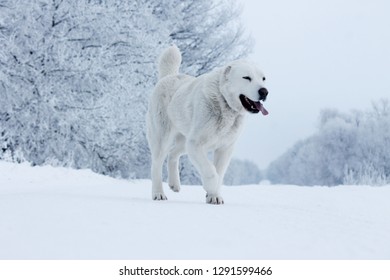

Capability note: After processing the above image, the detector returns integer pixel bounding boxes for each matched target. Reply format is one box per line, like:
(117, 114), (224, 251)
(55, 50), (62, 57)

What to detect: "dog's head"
(220, 60), (268, 115)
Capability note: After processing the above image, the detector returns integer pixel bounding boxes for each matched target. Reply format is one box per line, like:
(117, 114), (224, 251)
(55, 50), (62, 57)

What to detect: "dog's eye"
(263, 77), (266, 81)
(243, 76), (252, 82)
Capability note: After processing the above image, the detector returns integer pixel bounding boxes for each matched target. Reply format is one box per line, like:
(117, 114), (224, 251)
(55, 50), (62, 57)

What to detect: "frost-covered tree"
(151, 0), (252, 76)
(267, 99), (390, 186)
(0, 0), (169, 177)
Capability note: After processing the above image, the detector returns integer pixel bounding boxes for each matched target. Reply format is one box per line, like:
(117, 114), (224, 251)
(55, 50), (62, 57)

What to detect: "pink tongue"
(255, 102), (269, 116)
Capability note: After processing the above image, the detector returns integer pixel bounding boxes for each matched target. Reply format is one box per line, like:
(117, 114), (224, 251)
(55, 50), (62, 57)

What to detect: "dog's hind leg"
(149, 129), (172, 201)
(168, 134), (186, 192)
(151, 154), (167, 200)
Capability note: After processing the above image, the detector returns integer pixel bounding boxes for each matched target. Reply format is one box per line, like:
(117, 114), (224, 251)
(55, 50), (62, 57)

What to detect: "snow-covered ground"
(0, 161), (389, 260)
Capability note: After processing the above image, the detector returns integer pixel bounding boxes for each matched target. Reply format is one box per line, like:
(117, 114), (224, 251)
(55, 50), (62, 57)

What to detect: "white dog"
(146, 45), (268, 204)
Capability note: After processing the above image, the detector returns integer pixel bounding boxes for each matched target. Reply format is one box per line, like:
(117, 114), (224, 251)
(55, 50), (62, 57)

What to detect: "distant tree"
(267, 99), (390, 186)
(162, 156), (261, 186)
(177, 155), (202, 185)
(224, 159), (262, 185)
(345, 99), (390, 185)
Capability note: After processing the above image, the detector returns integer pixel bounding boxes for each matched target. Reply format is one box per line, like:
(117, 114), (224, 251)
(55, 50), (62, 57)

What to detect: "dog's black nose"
(258, 88), (268, 101)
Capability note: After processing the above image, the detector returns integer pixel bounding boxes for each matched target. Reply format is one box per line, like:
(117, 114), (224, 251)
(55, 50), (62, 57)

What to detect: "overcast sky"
(233, 0), (390, 169)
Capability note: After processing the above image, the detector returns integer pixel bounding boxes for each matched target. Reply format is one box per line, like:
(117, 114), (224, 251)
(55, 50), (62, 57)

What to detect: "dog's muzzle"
(239, 94), (269, 115)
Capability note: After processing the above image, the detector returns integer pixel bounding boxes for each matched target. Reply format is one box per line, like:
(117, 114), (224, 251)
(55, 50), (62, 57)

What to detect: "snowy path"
(0, 162), (389, 259)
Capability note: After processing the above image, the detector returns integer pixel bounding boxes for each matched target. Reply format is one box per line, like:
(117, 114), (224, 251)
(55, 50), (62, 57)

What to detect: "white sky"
(234, 0), (390, 169)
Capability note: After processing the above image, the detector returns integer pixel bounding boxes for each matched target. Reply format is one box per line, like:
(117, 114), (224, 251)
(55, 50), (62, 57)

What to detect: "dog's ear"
(223, 66), (232, 81)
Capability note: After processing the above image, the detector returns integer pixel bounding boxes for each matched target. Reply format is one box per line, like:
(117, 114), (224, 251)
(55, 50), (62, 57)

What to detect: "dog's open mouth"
(239, 94), (269, 115)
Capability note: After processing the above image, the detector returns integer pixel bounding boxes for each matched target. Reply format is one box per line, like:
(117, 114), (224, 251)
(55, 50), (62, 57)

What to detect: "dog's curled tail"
(158, 45), (181, 80)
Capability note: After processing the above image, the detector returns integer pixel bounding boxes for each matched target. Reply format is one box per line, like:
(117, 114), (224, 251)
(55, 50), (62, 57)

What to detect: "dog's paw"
(153, 193), (167, 201)
(206, 194), (224, 205)
(169, 184), (180, 192)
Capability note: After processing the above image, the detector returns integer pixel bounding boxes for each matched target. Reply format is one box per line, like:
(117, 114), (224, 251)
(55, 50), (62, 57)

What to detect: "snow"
(0, 161), (389, 260)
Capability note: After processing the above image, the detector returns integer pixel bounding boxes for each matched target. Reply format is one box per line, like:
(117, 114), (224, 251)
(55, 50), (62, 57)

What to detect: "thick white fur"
(146, 45), (266, 204)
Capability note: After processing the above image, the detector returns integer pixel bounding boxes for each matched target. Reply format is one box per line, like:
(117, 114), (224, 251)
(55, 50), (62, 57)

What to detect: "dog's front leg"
(187, 140), (223, 204)
(214, 144), (234, 189)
